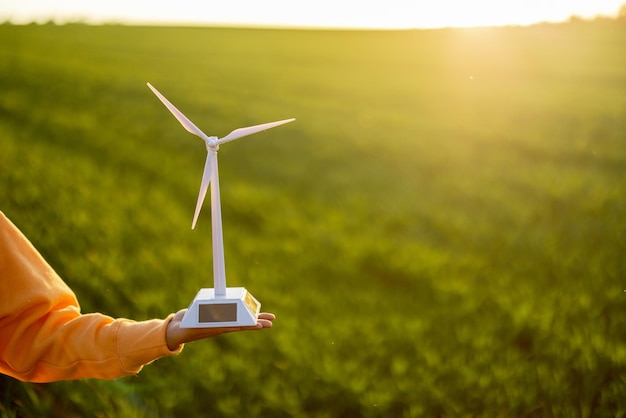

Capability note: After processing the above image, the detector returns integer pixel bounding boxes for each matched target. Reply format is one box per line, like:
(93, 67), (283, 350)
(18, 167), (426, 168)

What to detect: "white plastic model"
(147, 82), (294, 328)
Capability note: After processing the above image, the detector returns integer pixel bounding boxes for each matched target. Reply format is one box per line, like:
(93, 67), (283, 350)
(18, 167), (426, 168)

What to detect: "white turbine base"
(180, 287), (261, 328)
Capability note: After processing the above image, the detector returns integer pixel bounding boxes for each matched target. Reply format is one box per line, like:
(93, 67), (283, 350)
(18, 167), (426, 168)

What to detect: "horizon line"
(1, 13), (622, 32)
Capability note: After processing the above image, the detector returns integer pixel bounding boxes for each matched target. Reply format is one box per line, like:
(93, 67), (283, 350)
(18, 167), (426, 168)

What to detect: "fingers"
(258, 312), (276, 321)
(256, 312), (275, 328)
(192, 312), (275, 334)
(233, 313), (275, 332)
(240, 313), (275, 331)
(256, 319), (273, 328)
(166, 311), (276, 348)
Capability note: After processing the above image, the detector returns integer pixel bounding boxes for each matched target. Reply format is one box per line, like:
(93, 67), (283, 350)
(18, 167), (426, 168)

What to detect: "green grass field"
(1, 21), (625, 417)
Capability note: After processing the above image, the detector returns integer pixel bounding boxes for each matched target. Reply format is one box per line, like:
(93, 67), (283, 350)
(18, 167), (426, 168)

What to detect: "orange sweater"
(0, 212), (181, 382)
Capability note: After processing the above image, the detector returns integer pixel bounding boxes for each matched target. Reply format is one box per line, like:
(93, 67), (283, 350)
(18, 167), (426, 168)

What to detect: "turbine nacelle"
(205, 137), (219, 150)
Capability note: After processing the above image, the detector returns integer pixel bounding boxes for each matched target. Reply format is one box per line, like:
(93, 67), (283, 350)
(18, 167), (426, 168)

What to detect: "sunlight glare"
(0, 0), (623, 28)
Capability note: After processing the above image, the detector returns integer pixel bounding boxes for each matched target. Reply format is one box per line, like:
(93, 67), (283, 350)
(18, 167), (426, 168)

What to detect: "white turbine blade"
(147, 82), (208, 140)
(217, 118), (295, 145)
(192, 152), (212, 229)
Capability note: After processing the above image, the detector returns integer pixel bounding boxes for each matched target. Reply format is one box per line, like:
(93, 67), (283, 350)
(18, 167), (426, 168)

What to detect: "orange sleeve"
(0, 212), (182, 382)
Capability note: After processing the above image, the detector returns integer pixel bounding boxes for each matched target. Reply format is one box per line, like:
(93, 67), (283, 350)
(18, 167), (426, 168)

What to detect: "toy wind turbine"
(147, 82), (294, 328)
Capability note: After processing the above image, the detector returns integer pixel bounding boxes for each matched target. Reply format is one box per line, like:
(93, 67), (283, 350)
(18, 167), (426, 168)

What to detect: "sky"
(0, 0), (623, 29)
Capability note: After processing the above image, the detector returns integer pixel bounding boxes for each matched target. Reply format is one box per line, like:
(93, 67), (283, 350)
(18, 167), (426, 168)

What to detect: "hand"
(166, 309), (275, 350)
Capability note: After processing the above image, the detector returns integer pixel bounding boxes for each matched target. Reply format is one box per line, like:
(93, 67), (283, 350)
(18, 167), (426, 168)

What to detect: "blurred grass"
(1, 21), (625, 417)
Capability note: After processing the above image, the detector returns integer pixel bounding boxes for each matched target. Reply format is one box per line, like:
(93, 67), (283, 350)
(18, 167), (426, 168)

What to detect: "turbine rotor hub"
(207, 137), (219, 150)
